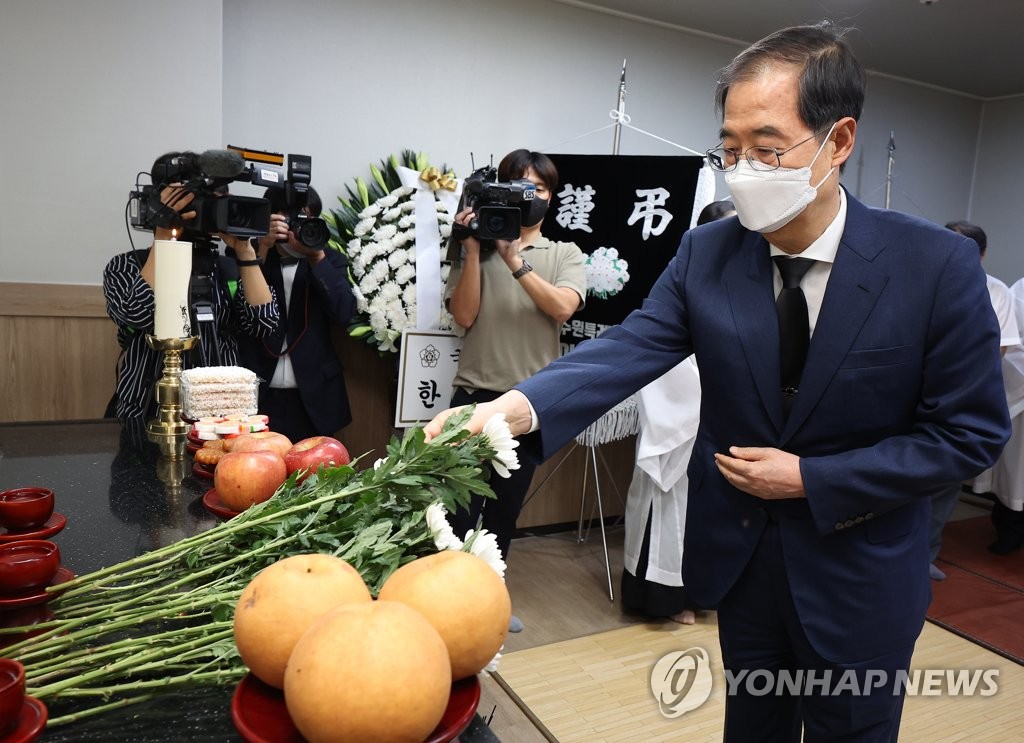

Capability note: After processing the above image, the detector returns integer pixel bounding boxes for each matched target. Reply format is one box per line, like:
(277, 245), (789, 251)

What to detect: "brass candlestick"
(145, 335), (198, 459)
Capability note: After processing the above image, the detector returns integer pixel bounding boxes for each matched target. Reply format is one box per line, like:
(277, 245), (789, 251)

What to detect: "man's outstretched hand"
(423, 390), (534, 442)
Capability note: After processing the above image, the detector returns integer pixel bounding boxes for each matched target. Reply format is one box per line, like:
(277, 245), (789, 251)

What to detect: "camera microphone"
(198, 149), (246, 179)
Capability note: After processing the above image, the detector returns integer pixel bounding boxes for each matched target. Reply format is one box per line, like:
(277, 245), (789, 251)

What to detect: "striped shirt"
(102, 249), (279, 420)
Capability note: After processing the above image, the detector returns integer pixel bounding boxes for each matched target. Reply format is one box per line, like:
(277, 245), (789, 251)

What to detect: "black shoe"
(987, 537), (1023, 556)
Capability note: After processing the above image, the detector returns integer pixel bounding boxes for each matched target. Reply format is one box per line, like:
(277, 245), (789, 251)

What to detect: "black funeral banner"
(543, 154), (703, 353)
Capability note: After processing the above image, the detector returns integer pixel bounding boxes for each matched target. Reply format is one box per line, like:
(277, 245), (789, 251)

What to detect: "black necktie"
(773, 256), (815, 412)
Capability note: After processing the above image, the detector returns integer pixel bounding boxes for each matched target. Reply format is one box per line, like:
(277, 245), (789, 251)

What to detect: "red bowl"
(0, 658), (25, 733)
(0, 541), (61, 594)
(0, 489), (55, 531)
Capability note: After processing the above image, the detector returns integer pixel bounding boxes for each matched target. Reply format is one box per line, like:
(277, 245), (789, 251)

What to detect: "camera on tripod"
(462, 166), (537, 241)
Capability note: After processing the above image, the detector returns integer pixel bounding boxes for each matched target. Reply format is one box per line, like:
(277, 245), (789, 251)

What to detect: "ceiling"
(556, 0), (1024, 100)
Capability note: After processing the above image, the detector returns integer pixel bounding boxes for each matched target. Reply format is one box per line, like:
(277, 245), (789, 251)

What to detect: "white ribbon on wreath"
(396, 166), (463, 330)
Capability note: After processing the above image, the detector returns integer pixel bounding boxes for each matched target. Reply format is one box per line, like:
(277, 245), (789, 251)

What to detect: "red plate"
(202, 489), (240, 520)
(0, 696), (47, 743)
(0, 513), (67, 543)
(0, 566), (75, 610)
(231, 673), (481, 743)
(192, 462), (215, 480)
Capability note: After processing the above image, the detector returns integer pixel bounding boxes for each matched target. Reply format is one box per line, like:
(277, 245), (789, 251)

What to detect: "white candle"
(153, 234), (193, 339)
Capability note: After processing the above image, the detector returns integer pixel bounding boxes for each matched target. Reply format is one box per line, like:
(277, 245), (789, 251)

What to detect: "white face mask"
(724, 124), (837, 233)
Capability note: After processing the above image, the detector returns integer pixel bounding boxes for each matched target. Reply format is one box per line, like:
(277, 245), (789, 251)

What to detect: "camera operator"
(103, 151), (280, 422)
(235, 186), (356, 443)
(445, 149), (586, 630)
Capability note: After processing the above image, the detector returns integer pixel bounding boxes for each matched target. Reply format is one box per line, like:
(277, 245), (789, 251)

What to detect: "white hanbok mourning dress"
(622, 357), (701, 612)
(986, 279), (1024, 512)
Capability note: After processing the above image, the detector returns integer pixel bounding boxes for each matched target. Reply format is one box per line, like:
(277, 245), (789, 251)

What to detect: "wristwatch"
(512, 259), (533, 280)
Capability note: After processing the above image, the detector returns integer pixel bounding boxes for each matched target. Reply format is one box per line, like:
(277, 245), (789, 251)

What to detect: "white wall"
(0, 0), (223, 285)
(220, 0), (735, 199)
(971, 96), (1024, 285)
(1, 0), (1019, 285)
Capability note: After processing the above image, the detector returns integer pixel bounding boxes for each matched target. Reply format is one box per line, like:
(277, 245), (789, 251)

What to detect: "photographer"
(103, 151), (280, 421)
(445, 149), (586, 630)
(236, 186), (356, 443)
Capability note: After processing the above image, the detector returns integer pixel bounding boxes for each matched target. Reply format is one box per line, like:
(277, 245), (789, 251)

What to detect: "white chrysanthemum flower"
(350, 285), (367, 311)
(378, 281), (401, 303)
(403, 283), (417, 307)
(393, 230), (414, 248)
(351, 256), (366, 277)
(463, 528), (507, 579)
(383, 206), (402, 222)
(482, 414), (520, 478)
(385, 303), (407, 329)
(393, 186), (415, 198)
(370, 261), (390, 283)
(388, 248), (408, 269)
(359, 275), (380, 296)
(439, 223), (452, 238)
(426, 502), (464, 551)
(401, 200), (417, 213)
(358, 203), (383, 219)
(395, 264), (416, 285)
(584, 246), (630, 298)
(368, 310), (387, 334)
(398, 216), (414, 229)
(373, 224), (398, 241)
(441, 263), (451, 281)
(377, 193), (399, 208)
(347, 238), (361, 252)
(354, 217), (375, 236)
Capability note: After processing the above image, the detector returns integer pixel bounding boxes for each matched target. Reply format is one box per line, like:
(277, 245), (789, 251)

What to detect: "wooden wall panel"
(3, 283), (633, 527)
(0, 283), (119, 423)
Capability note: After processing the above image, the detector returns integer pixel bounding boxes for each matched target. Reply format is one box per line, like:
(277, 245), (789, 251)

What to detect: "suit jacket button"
(844, 519), (856, 528)
(855, 516), (865, 524)
(835, 522), (845, 531)
(865, 512), (875, 519)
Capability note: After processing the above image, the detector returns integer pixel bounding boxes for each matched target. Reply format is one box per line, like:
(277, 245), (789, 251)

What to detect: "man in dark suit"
(238, 187), (356, 443)
(426, 22), (1009, 743)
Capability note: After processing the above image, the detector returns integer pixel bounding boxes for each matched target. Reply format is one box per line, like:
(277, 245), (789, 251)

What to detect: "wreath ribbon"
(396, 166), (462, 330)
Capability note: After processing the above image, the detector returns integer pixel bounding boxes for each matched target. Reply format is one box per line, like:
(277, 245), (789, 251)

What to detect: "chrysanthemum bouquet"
(325, 150), (459, 353)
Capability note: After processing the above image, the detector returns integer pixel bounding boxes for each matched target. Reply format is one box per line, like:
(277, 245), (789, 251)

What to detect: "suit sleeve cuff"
(525, 396), (539, 433)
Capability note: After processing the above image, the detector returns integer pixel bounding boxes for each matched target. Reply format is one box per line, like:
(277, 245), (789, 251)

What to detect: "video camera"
(128, 149), (271, 240)
(461, 165), (537, 241)
(128, 147), (329, 249)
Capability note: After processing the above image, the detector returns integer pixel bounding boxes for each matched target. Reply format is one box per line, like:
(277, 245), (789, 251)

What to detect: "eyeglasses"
(706, 132), (822, 172)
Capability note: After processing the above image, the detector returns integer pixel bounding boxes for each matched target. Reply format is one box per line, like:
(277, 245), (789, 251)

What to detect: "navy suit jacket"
(517, 192), (1010, 663)
(238, 249), (356, 435)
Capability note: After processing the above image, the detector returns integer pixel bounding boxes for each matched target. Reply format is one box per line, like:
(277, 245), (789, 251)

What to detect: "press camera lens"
(476, 206), (521, 241)
(292, 216), (329, 250)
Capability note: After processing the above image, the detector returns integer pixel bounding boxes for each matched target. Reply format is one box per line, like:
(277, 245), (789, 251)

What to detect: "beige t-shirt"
(445, 235), (586, 392)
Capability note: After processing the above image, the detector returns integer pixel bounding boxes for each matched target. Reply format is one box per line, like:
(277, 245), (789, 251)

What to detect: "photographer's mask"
(519, 196), (550, 228)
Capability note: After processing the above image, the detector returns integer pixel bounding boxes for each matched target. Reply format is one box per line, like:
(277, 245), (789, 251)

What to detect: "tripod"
(522, 397), (639, 601)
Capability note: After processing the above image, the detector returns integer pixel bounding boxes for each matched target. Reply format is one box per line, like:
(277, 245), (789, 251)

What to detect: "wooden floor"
(478, 499), (1022, 742)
